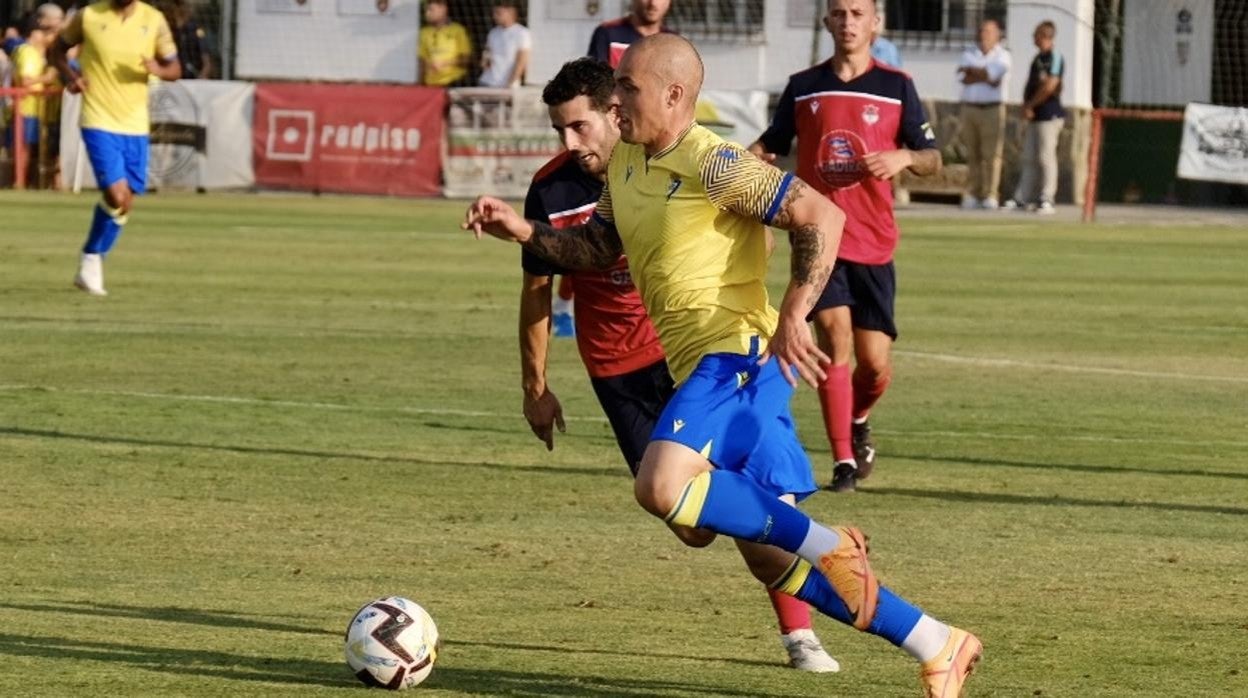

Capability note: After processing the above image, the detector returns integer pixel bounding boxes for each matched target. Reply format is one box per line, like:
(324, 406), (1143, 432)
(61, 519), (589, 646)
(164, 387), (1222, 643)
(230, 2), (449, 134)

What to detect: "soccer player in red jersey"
(750, 0), (942, 492)
(521, 57), (839, 672)
(587, 0), (673, 69)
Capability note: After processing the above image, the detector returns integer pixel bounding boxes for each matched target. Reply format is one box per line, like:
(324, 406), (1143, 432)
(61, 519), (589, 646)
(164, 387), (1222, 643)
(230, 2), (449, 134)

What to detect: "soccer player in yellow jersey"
(50, 0), (180, 296)
(465, 34), (981, 696)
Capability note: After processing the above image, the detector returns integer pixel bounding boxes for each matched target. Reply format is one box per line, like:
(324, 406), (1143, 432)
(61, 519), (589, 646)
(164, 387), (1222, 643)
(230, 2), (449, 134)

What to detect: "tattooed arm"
(463, 195), (622, 270)
(697, 143), (845, 387)
(525, 216), (623, 271)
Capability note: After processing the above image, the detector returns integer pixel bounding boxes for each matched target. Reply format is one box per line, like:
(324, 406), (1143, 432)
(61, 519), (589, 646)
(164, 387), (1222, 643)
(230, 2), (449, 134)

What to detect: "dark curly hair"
(541, 57), (615, 112)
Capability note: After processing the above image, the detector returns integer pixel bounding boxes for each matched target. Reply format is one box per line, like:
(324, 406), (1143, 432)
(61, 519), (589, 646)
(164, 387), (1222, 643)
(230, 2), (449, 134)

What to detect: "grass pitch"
(1, 190), (1246, 697)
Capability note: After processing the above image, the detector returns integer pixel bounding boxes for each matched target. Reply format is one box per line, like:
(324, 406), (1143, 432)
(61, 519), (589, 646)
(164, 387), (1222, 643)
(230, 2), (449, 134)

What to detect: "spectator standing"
(165, 0), (213, 78)
(418, 0), (471, 87)
(956, 18), (1010, 209)
(869, 8), (900, 68)
(478, 0), (529, 88)
(587, 0), (671, 68)
(8, 23), (57, 182)
(1003, 20), (1064, 214)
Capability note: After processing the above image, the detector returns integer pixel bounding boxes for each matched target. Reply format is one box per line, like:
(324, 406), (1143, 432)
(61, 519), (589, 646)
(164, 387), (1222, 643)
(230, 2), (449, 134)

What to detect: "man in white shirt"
(479, 0), (531, 88)
(956, 18), (1010, 210)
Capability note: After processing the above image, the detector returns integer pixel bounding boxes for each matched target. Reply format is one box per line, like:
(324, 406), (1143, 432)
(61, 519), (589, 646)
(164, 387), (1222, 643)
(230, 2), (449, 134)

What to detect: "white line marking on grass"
(879, 429), (1248, 450)
(896, 350), (1248, 385)
(0, 385), (609, 423)
(4, 384), (1245, 448)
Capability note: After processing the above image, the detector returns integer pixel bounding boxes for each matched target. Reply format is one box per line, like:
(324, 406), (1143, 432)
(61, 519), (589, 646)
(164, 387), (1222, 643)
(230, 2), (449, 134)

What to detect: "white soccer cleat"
(999, 199), (1021, 211)
(1036, 201), (1056, 215)
(74, 253), (108, 296)
(981, 197), (998, 210)
(782, 628), (841, 673)
(959, 195), (980, 210)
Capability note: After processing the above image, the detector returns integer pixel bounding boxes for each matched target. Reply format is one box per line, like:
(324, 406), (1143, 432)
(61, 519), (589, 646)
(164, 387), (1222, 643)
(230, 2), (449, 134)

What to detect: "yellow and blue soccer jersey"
(61, 0), (176, 135)
(595, 123), (793, 384)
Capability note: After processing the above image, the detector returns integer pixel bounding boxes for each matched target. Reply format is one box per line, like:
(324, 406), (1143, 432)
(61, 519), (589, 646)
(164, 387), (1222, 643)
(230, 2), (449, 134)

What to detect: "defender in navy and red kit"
(522, 150), (671, 471)
(751, 0), (942, 493)
(587, 0), (674, 68)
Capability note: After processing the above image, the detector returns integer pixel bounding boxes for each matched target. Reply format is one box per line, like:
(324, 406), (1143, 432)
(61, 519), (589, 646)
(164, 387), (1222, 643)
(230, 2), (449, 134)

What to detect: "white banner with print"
(1121, 0), (1213, 106)
(1177, 103), (1248, 184)
(60, 80), (256, 192)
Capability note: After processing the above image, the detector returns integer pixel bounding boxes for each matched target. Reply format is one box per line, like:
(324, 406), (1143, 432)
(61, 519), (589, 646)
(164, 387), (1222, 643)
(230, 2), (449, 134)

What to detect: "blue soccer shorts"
(650, 337), (817, 501)
(82, 128), (149, 194)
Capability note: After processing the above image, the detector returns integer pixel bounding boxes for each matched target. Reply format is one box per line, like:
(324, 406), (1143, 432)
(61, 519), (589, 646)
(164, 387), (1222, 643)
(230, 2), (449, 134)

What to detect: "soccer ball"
(344, 596), (440, 690)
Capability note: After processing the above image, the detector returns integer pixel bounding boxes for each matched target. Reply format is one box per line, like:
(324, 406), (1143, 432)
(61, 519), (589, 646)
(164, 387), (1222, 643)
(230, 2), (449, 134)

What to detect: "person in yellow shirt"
(8, 25), (58, 186)
(464, 34), (982, 697)
(49, 0), (180, 297)
(418, 0), (471, 87)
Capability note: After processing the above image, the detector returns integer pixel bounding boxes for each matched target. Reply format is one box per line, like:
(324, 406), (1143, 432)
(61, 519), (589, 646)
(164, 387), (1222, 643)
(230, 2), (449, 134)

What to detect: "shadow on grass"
(864, 486), (1248, 516)
(0, 633), (790, 696)
(0, 632), (353, 688)
(426, 665), (791, 697)
(446, 638), (776, 670)
(0, 601), (338, 636)
(0, 426), (622, 478)
(890, 450), (1248, 482)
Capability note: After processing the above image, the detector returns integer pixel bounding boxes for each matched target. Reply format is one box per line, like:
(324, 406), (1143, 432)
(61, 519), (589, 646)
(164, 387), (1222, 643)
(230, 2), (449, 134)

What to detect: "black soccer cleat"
(852, 420), (876, 480)
(827, 462), (858, 493)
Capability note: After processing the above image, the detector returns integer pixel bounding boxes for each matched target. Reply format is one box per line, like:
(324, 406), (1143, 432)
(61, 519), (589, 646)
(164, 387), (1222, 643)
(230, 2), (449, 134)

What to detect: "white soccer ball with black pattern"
(345, 596), (440, 690)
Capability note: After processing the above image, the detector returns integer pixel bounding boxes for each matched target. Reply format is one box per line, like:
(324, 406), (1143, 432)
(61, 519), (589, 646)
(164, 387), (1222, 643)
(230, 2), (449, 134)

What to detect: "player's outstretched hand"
(462, 196), (532, 243)
(523, 388), (566, 450)
(760, 314), (830, 389)
(862, 149), (911, 181)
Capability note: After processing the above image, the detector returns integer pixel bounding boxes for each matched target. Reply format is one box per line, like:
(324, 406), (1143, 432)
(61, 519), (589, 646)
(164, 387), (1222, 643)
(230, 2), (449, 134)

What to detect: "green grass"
(1, 190), (1246, 696)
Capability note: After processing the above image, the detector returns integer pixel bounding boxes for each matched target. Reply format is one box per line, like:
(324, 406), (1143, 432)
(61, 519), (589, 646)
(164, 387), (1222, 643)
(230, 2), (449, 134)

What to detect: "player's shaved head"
(614, 33), (706, 152)
(626, 33), (704, 105)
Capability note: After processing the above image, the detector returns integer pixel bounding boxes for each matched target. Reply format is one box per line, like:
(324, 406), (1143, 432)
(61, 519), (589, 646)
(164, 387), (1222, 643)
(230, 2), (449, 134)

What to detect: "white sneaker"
(1036, 201), (1056, 215)
(782, 628), (841, 673)
(74, 253), (108, 296)
(981, 197), (998, 210)
(999, 199), (1022, 211)
(959, 195), (980, 210)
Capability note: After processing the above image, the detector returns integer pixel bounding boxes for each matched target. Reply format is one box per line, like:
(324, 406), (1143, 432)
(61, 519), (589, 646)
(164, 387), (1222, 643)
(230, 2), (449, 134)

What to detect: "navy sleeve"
(521, 185), (564, 277)
(756, 80), (797, 156)
(898, 76), (938, 151)
(587, 25), (609, 62)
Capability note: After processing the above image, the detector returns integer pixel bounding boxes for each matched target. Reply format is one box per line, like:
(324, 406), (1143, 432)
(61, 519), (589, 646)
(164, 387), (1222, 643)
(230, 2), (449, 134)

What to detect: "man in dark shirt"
(166, 0), (213, 79)
(586, 0), (672, 68)
(1002, 20), (1064, 214)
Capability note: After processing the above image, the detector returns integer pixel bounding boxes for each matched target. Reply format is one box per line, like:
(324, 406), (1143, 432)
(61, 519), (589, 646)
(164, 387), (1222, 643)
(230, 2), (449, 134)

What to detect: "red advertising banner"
(253, 83), (445, 197)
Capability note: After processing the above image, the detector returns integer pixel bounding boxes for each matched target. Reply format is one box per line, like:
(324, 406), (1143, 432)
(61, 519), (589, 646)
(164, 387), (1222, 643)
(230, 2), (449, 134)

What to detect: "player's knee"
(668, 524), (716, 548)
(854, 359), (892, 386)
(633, 472), (675, 519)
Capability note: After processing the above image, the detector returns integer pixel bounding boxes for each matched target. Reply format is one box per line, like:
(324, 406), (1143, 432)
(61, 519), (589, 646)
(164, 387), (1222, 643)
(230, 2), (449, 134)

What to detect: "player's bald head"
(620, 33), (704, 106)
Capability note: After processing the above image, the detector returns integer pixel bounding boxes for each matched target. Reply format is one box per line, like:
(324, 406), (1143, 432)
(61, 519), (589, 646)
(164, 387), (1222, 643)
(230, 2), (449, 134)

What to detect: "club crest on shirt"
(862, 104), (880, 125)
(625, 164), (634, 182)
(816, 128), (868, 190)
(666, 176), (683, 201)
(810, 101), (820, 115)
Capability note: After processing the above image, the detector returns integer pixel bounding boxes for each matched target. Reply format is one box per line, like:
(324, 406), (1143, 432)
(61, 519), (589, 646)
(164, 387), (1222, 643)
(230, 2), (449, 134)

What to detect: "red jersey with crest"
(758, 60), (937, 265)
(522, 151), (666, 379)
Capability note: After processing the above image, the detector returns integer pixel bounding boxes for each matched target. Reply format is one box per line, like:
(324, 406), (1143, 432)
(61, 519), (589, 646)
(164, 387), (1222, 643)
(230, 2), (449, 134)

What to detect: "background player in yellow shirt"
(465, 34), (981, 697)
(50, 0), (180, 296)
(418, 0), (472, 87)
